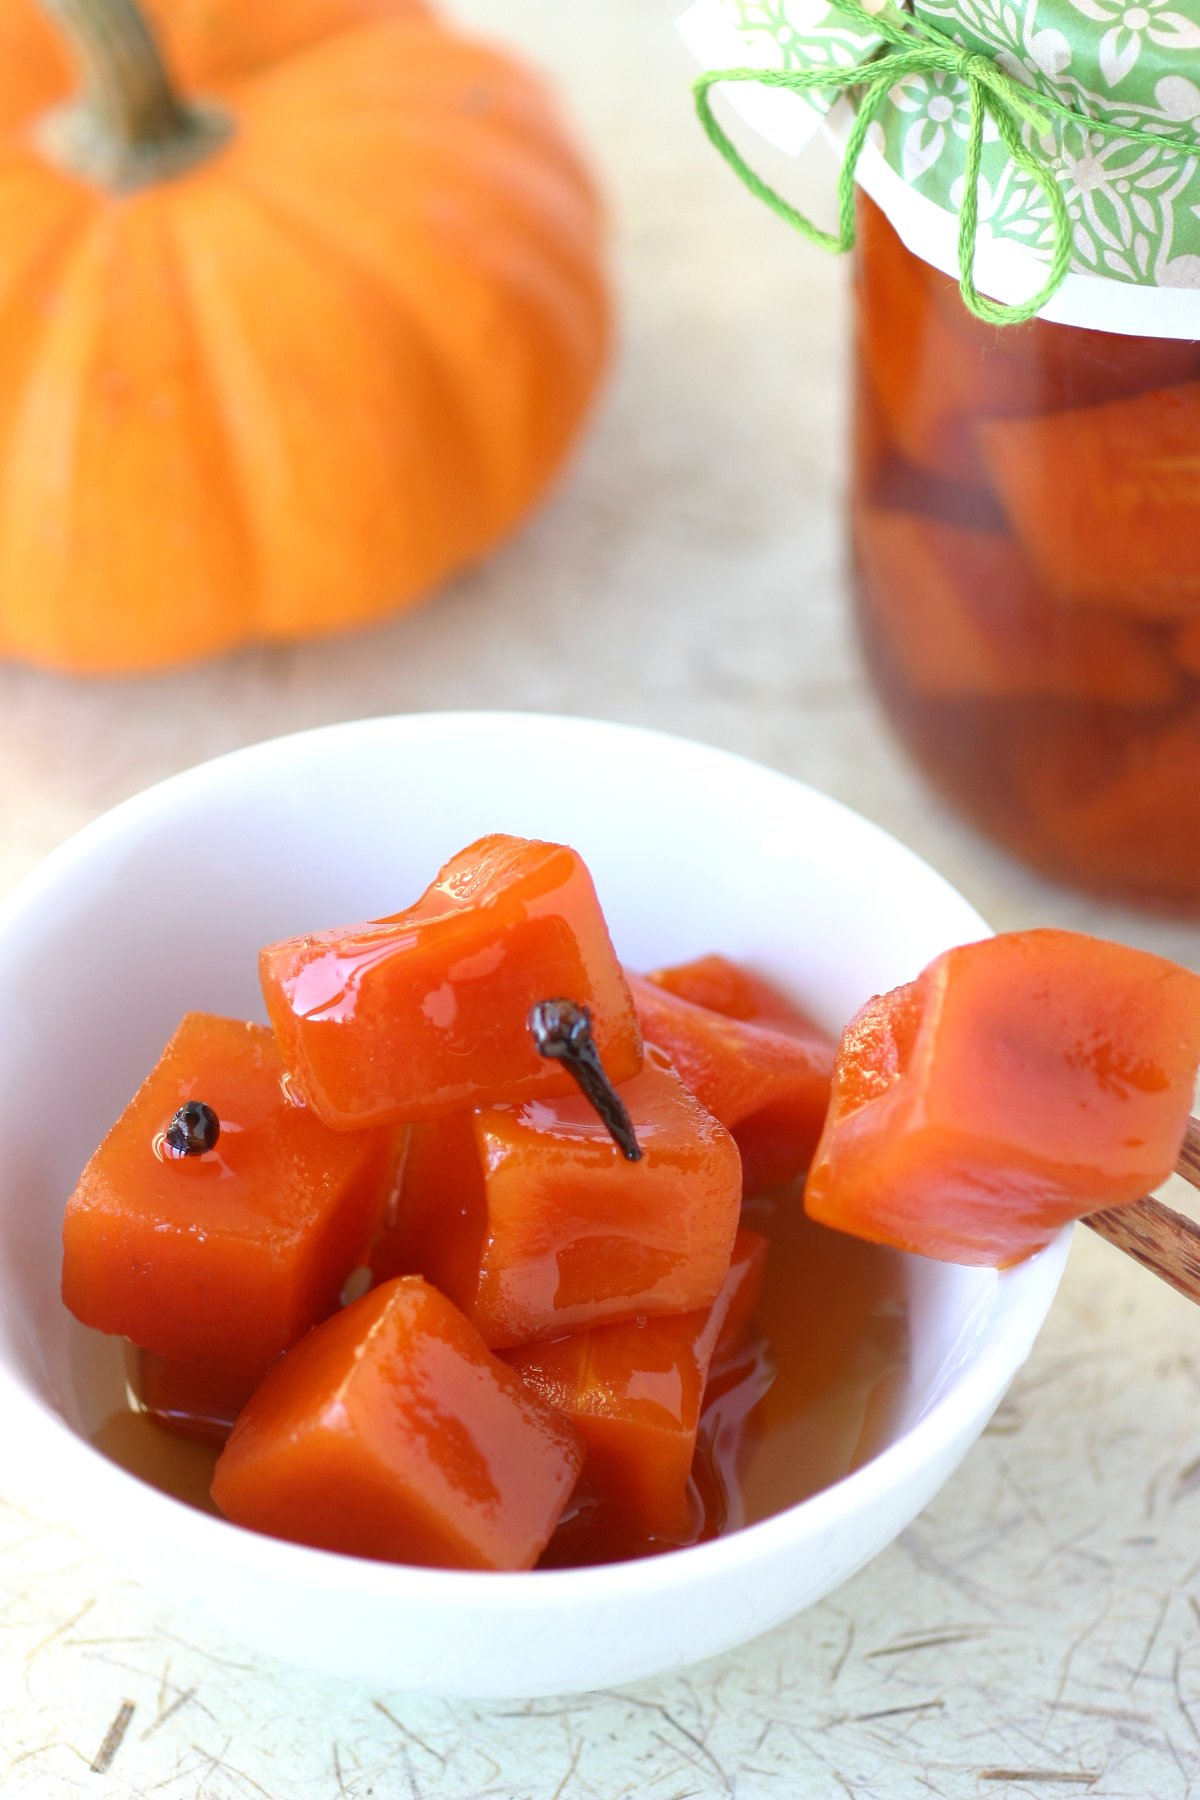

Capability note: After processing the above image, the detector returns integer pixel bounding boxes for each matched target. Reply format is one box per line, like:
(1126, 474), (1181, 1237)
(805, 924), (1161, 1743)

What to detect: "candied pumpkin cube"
(805, 930), (1200, 1265)
(62, 1013), (399, 1380)
(371, 1050), (742, 1348)
(980, 383), (1200, 616)
(644, 951), (825, 1037)
(131, 1346), (260, 1444)
(854, 505), (1177, 705)
(505, 1229), (766, 1541)
(260, 833), (642, 1131)
(627, 969), (833, 1194)
(211, 1277), (584, 1569)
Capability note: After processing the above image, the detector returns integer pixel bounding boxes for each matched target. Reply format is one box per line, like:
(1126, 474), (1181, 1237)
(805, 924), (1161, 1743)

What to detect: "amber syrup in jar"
(851, 194), (1200, 912)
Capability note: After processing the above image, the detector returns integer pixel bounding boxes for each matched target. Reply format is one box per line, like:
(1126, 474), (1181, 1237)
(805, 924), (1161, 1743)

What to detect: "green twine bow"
(693, 0), (1186, 325)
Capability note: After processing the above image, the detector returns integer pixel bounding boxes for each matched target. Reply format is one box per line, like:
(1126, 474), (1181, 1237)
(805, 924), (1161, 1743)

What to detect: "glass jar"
(851, 193), (1200, 913)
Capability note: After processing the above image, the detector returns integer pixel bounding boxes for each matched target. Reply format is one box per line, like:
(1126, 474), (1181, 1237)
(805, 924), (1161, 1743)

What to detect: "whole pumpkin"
(0, 0), (610, 672)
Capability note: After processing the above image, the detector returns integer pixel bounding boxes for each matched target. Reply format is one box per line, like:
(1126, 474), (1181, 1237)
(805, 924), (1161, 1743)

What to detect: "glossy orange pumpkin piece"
(130, 1346), (260, 1445)
(0, 0), (608, 672)
(261, 834), (642, 1131)
(505, 1229), (766, 1543)
(644, 951), (825, 1037)
(211, 1276), (584, 1569)
(627, 970), (833, 1195)
(62, 1013), (400, 1379)
(855, 504), (1177, 705)
(371, 1049), (743, 1348)
(980, 384), (1200, 617)
(805, 931), (1200, 1266)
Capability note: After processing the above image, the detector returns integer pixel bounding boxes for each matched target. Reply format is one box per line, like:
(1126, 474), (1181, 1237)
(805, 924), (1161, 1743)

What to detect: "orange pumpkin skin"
(0, 0), (609, 672)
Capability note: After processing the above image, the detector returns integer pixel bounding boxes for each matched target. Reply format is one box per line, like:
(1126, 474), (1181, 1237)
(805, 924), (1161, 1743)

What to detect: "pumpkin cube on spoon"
(62, 1013), (401, 1381)
(804, 930), (1200, 1265)
(260, 834), (642, 1130)
(505, 1228), (767, 1543)
(211, 1276), (584, 1570)
(371, 1049), (743, 1348)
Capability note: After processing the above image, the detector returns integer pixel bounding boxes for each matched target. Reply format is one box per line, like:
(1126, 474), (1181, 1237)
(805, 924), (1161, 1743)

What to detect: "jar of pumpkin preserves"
(686, 0), (1200, 914)
(851, 195), (1200, 912)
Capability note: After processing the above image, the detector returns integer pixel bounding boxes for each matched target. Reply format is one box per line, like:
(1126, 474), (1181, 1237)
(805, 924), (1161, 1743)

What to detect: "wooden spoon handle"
(1174, 1115), (1200, 1188)
(1081, 1118), (1200, 1305)
(1084, 1196), (1200, 1306)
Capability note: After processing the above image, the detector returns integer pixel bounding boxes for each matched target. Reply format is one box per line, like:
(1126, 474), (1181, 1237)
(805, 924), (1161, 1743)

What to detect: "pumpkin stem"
(35, 0), (231, 190)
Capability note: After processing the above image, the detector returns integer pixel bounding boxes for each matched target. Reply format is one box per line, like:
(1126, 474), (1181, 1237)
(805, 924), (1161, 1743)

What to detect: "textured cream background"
(3, 4), (1200, 1796)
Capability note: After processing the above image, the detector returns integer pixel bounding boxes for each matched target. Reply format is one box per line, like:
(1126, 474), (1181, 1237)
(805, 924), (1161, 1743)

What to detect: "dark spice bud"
(528, 998), (643, 1162)
(164, 1100), (221, 1157)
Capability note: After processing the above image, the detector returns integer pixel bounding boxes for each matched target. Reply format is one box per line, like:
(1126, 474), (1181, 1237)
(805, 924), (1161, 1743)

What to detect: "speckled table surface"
(3, 4), (1200, 1796)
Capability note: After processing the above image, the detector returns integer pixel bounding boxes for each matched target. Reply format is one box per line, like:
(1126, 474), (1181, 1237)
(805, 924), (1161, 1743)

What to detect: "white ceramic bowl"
(0, 713), (1068, 1697)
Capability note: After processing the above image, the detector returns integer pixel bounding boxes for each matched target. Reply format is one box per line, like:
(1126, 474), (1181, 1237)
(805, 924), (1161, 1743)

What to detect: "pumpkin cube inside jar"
(804, 930), (1200, 1265)
(61, 1013), (401, 1382)
(260, 834), (642, 1130)
(850, 192), (1200, 911)
(855, 195), (1200, 493)
(505, 1228), (767, 1544)
(371, 1049), (743, 1348)
(211, 1276), (584, 1570)
(628, 966), (834, 1195)
(853, 504), (1177, 706)
(979, 382), (1200, 616)
(1017, 711), (1200, 906)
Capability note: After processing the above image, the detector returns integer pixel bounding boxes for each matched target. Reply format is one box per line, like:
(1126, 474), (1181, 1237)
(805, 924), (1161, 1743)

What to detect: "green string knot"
(955, 49), (1001, 86)
(954, 47), (1054, 140)
(691, 0), (1180, 325)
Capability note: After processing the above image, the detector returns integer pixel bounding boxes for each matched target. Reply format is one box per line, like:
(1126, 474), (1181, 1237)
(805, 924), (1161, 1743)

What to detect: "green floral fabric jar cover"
(679, 0), (1200, 333)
